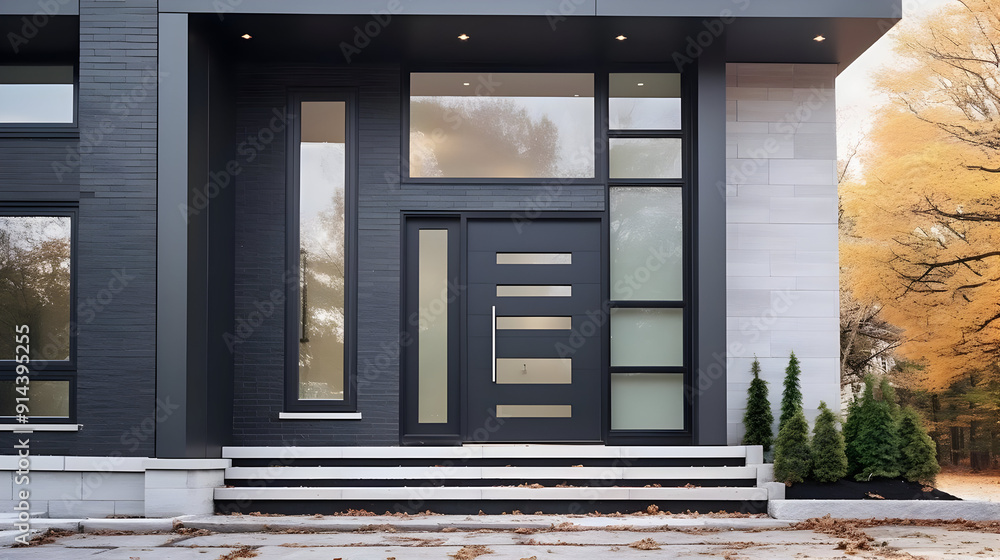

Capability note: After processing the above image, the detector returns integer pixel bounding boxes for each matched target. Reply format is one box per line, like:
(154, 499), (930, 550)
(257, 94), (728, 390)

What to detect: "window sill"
(278, 412), (362, 420)
(0, 127), (79, 139)
(0, 424), (80, 431)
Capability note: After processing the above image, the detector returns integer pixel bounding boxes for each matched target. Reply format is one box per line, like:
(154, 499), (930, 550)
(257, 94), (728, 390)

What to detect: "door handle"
(491, 305), (497, 383)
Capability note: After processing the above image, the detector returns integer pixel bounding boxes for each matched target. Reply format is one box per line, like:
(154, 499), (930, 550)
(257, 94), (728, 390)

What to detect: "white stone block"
(727, 196), (770, 223)
(145, 488), (215, 517)
(187, 470), (225, 489)
(794, 132), (836, 159)
(114, 500), (145, 517)
(769, 197), (837, 224)
(766, 88), (794, 101)
(49, 500), (115, 519)
(769, 330), (839, 358)
(736, 134), (794, 159)
(768, 159), (836, 185)
(726, 289), (774, 317)
(1, 471), (12, 500)
(770, 251), (838, 277)
(737, 184), (795, 197)
(726, 331), (771, 358)
(727, 121), (769, 134)
(727, 276), (796, 290)
(727, 86), (768, 101)
(30, 472), (83, 501)
(774, 290), (838, 318)
(735, 224), (837, 252)
(737, 99), (800, 123)
(143, 470), (188, 489)
(727, 158), (769, 185)
(82, 473), (144, 501)
(796, 276), (839, 290)
(726, 250), (770, 277)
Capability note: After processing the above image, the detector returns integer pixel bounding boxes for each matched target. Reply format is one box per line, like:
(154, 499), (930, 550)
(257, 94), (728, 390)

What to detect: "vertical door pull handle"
(491, 305), (497, 383)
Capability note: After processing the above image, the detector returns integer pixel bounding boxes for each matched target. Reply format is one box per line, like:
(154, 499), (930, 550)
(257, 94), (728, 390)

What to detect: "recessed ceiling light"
(813, 35), (826, 42)
(574, 94), (580, 97)
(458, 34), (470, 41)
(615, 35), (627, 41)
(241, 33), (252, 40)
(463, 82), (470, 86)
(637, 82), (644, 86)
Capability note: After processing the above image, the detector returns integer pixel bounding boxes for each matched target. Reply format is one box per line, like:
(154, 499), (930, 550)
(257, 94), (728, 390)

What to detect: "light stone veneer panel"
(726, 64), (840, 445)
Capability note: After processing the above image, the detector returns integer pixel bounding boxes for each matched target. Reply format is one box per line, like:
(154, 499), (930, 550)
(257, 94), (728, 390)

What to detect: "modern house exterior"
(1, 0), (899, 517)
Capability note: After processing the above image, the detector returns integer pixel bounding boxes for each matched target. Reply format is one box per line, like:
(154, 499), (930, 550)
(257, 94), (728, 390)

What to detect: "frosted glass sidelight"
(609, 138), (682, 179)
(610, 187), (683, 301)
(417, 229), (449, 423)
(610, 308), (683, 366)
(609, 73), (681, 130)
(611, 373), (684, 430)
(298, 101), (347, 400)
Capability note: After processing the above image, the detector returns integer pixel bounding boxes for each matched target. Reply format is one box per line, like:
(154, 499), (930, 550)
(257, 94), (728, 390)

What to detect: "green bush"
(811, 401), (848, 482)
(774, 407), (812, 484)
(742, 358), (774, 452)
(846, 376), (901, 481)
(779, 352), (803, 432)
(842, 397), (862, 476)
(898, 406), (940, 485)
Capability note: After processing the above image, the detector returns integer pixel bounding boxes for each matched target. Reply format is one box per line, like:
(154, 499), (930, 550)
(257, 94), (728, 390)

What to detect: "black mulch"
(786, 478), (960, 501)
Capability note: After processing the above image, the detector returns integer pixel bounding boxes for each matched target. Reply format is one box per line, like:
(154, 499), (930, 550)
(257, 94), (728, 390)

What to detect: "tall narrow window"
(287, 92), (355, 411)
(0, 210), (75, 421)
(0, 66), (75, 124)
(608, 73), (687, 433)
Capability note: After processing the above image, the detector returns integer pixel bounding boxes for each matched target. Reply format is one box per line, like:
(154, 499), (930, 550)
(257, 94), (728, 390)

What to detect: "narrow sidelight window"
(0, 210), (76, 422)
(287, 92), (356, 411)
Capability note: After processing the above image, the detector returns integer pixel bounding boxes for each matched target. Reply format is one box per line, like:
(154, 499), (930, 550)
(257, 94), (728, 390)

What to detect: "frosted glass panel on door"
(609, 73), (681, 130)
(609, 138), (682, 179)
(610, 187), (683, 301)
(611, 373), (684, 430)
(418, 229), (449, 423)
(610, 308), (683, 367)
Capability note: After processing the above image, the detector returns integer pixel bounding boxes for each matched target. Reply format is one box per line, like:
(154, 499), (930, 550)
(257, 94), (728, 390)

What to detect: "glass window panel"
(611, 187), (683, 301)
(0, 380), (70, 418)
(496, 285), (571, 297)
(298, 101), (346, 400)
(609, 73), (681, 130)
(496, 316), (572, 330)
(496, 358), (572, 384)
(611, 373), (684, 430)
(611, 308), (683, 367)
(418, 229), (448, 423)
(496, 253), (571, 265)
(0, 66), (74, 123)
(609, 138), (682, 179)
(496, 404), (572, 418)
(0, 216), (71, 361)
(409, 73), (594, 178)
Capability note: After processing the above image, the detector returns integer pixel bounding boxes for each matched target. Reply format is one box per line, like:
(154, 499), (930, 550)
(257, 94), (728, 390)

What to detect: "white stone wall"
(725, 63), (840, 445)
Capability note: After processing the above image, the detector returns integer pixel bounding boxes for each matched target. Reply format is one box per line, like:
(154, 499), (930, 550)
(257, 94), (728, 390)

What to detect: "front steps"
(216, 445), (773, 515)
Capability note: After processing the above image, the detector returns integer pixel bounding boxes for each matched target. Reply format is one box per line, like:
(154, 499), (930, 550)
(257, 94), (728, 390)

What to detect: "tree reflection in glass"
(0, 216), (71, 361)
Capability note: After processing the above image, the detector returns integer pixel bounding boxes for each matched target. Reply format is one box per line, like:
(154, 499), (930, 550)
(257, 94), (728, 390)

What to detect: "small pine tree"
(879, 377), (901, 421)
(774, 407), (812, 484)
(742, 358), (774, 452)
(779, 352), (803, 432)
(811, 401), (848, 483)
(898, 406), (940, 484)
(849, 376), (901, 481)
(842, 397), (862, 476)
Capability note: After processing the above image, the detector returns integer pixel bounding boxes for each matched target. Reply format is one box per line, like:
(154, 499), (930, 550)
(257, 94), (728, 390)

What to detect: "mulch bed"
(786, 478), (960, 500)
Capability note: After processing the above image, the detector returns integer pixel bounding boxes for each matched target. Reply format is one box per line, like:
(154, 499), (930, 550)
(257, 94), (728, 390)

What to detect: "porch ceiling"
(200, 13), (895, 72)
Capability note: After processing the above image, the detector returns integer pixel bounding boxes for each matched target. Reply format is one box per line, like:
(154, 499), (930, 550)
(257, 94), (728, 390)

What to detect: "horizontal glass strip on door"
(496, 285), (572, 297)
(496, 253), (572, 265)
(496, 404), (572, 418)
(496, 316), (572, 330)
(495, 358), (572, 384)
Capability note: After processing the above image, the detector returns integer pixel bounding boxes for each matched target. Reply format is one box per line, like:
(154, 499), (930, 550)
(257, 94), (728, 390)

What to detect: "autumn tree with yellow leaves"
(841, 0), (1000, 390)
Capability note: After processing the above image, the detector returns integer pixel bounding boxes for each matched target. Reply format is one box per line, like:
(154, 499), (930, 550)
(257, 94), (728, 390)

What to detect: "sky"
(835, 0), (954, 158)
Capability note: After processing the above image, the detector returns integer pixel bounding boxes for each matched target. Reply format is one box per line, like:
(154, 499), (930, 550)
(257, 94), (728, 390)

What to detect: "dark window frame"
(604, 69), (693, 444)
(0, 63), (80, 138)
(283, 88), (359, 413)
(0, 204), (78, 423)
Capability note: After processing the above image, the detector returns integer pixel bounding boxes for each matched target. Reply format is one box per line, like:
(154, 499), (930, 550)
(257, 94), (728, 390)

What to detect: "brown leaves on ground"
(795, 515), (875, 554)
(628, 537), (661, 550)
(216, 545), (259, 560)
(450, 544), (494, 559)
(646, 504), (660, 514)
(354, 524), (397, 533)
(13, 528), (75, 547)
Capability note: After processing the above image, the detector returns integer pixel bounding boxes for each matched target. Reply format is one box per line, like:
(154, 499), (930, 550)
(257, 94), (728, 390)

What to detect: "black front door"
(466, 218), (603, 442)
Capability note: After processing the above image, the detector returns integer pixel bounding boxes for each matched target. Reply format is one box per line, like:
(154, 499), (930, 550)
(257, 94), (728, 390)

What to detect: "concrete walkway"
(2, 514), (1000, 559)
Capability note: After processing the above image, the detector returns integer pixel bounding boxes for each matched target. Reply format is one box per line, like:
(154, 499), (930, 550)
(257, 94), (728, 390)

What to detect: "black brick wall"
(232, 64), (604, 445)
(0, 1), (158, 456)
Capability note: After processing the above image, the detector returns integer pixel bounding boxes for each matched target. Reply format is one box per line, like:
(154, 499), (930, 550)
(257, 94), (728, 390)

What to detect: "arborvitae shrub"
(779, 352), (803, 432)
(811, 401), (848, 483)
(898, 405), (940, 485)
(848, 376), (901, 481)
(774, 407), (812, 484)
(742, 358), (774, 452)
(842, 397), (862, 476)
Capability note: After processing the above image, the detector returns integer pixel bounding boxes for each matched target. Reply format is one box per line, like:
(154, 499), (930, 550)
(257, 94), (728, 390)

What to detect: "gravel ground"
(935, 469), (1000, 502)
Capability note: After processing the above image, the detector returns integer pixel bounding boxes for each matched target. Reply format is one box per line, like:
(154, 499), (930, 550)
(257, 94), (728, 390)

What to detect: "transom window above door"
(408, 72), (595, 179)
